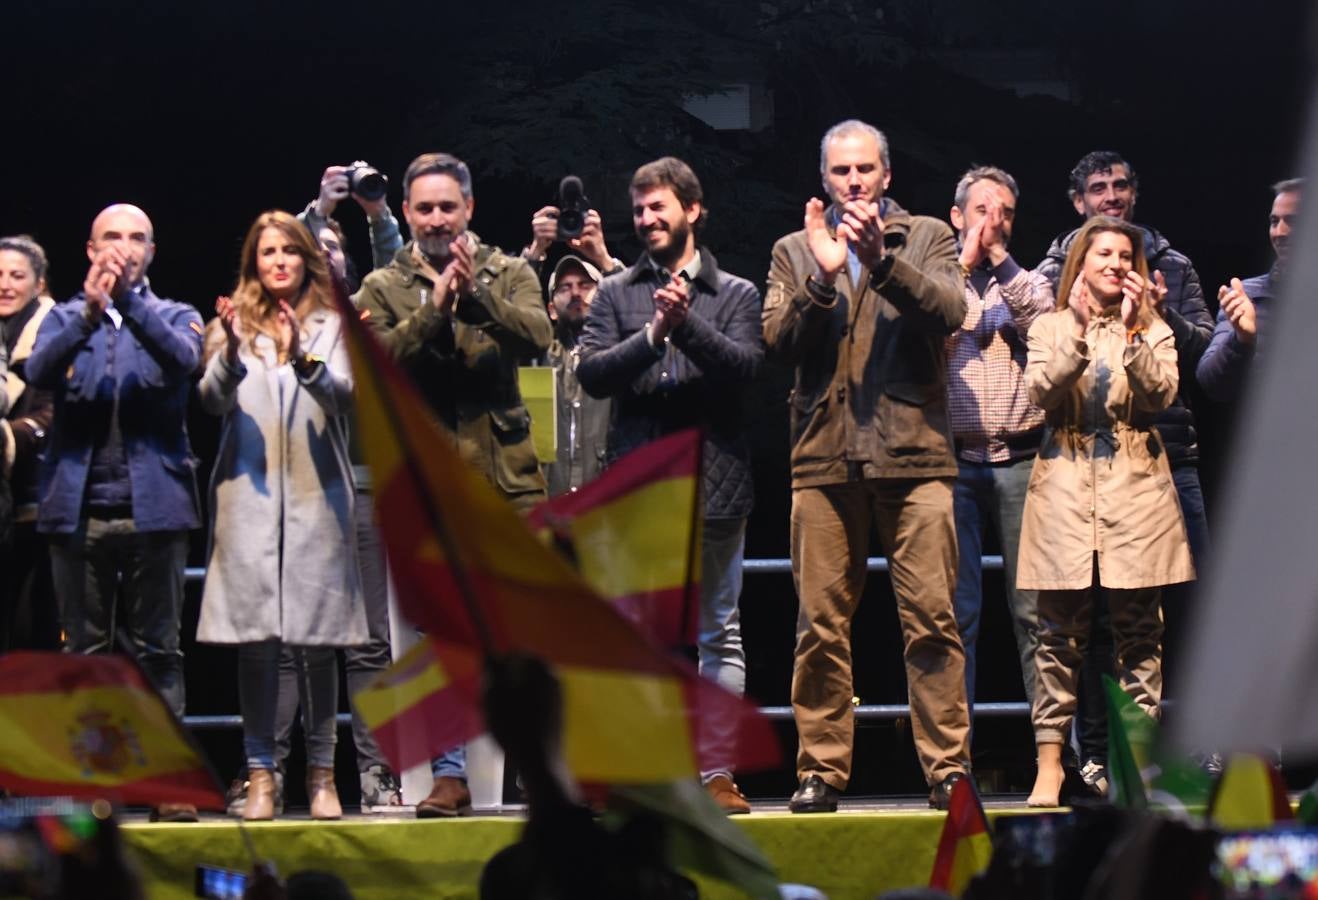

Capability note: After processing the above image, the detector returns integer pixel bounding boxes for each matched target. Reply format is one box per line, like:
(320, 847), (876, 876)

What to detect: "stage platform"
(121, 797), (1041, 899)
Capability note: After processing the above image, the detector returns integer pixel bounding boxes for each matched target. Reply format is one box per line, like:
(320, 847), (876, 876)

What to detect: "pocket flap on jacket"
(489, 406), (531, 437)
(884, 381), (940, 406)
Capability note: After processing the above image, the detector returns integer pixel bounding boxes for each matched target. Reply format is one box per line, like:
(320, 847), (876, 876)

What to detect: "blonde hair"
(207, 210), (331, 363)
(1055, 216), (1153, 330)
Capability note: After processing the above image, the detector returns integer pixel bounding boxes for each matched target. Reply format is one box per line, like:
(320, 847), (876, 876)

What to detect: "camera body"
(345, 162), (388, 202)
(556, 175), (590, 241)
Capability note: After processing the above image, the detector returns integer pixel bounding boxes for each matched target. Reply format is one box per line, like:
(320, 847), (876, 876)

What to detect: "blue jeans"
(952, 458), (1039, 710)
(698, 516), (747, 780)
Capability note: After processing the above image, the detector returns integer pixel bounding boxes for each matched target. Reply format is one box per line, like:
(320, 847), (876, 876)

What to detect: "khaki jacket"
(763, 200), (966, 487)
(1016, 309), (1195, 590)
(355, 238), (552, 500)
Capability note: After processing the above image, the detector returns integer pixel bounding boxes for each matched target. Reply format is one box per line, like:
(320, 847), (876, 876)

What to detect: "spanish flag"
(339, 288), (778, 784)
(1209, 754), (1293, 830)
(351, 638), (484, 773)
(528, 428), (702, 649)
(0, 653), (223, 810)
(928, 776), (992, 896)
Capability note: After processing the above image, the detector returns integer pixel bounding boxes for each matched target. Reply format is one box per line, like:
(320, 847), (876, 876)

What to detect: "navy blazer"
(26, 285), (204, 534)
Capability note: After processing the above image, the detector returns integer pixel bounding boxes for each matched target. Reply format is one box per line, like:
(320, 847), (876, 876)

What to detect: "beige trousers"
(1032, 577), (1164, 745)
(790, 478), (971, 788)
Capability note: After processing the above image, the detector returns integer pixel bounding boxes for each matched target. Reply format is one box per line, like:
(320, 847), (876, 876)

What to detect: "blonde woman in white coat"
(197, 210), (366, 820)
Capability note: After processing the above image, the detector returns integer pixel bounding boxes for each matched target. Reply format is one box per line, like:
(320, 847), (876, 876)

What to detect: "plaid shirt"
(945, 257), (1054, 463)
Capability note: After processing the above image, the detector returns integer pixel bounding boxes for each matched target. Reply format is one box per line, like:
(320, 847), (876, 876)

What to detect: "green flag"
(1104, 675), (1153, 809)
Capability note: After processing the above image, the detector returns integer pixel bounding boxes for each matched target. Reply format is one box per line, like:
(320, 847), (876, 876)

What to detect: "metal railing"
(178, 553), (1017, 730)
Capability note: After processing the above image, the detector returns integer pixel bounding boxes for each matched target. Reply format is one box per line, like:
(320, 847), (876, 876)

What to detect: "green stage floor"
(122, 799), (1041, 899)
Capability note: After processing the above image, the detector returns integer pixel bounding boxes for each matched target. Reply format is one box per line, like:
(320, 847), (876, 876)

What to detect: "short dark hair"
(0, 234), (49, 286)
(1067, 151), (1138, 201)
(630, 157), (708, 233)
(954, 165), (1019, 211)
(403, 152), (472, 201)
(1273, 177), (1305, 196)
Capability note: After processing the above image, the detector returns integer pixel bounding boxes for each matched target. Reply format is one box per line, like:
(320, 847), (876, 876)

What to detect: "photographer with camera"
(299, 162), (402, 290)
(522, 176), (622, 278)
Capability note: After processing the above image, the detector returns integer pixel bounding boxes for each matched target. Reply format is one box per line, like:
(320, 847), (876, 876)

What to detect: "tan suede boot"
(243, 768), (276, 821)
(307, 766), (342, 820)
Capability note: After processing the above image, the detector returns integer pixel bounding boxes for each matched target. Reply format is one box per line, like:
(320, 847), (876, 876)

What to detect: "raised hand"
(651, 276), (690, 342)
(1066, 275), (1091, 337)
(528, 205), (560, 260)
(959, 214), (988, 271)
(569, 209), (611, 270)
(316, 165), (351, 218)
(1120, 270), (1147, 332)
(839, 199), (886, 269)
(215, 295), (240, 363)
(276, 300), (302, 362)
(804, 198), (847, 283)
(1218, 277), (1257, 345)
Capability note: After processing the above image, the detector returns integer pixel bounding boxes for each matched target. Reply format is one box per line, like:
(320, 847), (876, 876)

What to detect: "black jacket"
(1036, 224), (1211, 466)
(577, 248), (763, 518)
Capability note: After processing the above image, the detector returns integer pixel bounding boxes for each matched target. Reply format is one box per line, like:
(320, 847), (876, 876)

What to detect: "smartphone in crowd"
(195, 863), (249, 899)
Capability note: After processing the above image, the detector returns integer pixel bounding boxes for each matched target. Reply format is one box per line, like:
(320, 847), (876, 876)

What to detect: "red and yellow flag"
(0, 653), (223, 810)
(528, 428), (702, 648)
(339, 293), (778, 784)
(929, 777), (992, 896)
(1209, 753), (1294, 830)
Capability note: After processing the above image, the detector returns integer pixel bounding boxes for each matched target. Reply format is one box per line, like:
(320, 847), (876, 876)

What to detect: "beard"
(416, 231), (455, 260)
(641, 217), (692, 270)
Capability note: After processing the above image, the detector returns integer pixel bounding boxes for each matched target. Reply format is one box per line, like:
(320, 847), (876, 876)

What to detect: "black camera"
(556, 175), (590, 240)
(346, 162), (388, 202)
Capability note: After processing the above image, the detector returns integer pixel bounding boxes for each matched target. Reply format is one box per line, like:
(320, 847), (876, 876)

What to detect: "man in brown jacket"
(763, 119), (972, 812)
(355, 152), (552, 818)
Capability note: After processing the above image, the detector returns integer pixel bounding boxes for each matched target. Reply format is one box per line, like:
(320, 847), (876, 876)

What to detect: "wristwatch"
(292, 351), (324, 376)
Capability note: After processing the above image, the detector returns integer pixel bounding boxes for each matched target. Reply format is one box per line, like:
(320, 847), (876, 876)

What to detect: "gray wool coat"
(195, 309), (368, 646)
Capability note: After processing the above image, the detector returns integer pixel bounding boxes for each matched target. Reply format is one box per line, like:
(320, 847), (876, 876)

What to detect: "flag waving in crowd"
(928, 776), (992, 895)
(338, 287), (778, 784)
(0, 653), (223, 810)
(528, 428), (703, 649)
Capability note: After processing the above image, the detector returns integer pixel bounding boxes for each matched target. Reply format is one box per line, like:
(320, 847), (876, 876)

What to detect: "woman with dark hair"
(1016, 216), (1194, 807)
(196, 210), (366, 820)
(0, 235), (57, 650)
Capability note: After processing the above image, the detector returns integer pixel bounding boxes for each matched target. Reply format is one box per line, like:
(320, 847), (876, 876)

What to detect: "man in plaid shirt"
(944, 166), (1054, 716)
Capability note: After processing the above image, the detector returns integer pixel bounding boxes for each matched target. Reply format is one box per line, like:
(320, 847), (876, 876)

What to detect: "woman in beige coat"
(1017, 217), (1194, 807)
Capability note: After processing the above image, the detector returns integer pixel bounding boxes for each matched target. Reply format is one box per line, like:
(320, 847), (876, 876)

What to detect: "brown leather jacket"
(763, 199), (966, 488)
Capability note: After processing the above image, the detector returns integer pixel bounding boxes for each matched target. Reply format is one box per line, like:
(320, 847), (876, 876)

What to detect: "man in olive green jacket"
(356, 152), (552, 507)
(763, 120), (971, 814)
(353, 152), (552, 818)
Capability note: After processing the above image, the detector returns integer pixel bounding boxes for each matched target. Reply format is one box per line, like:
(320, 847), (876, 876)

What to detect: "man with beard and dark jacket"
(763, 119), (971, 814)
(542, 254), (614, 495)
(1197, 178), (1303, 401)
(1035, 151), (1214, 788)
(577, 156), (763, 814)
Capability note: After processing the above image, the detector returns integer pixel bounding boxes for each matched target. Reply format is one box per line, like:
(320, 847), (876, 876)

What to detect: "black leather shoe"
(789, 774), (841, 813)
(929, 771), (967, 810)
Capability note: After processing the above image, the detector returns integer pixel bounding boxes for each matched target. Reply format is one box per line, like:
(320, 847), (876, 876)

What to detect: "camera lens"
(349, 166), (388, 202)
(556, 208), (584, 240)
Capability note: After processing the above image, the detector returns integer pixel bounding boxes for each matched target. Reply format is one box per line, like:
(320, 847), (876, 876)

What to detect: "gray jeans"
(50, 517), (189, 718)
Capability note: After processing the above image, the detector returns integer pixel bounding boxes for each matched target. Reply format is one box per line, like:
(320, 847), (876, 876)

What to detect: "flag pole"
(331, 269), (499, 660)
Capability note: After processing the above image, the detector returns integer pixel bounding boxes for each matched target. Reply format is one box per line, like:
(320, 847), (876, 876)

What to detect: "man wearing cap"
(543, 254), (618, 495)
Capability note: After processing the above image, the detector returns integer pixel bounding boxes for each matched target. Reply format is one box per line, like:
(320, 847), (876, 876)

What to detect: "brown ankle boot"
(307, 766), (342, 820)
(243, 768), (276, 821)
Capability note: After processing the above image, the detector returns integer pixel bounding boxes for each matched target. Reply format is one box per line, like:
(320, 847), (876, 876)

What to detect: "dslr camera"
(345, 161), (388, 202)
(556, 175), (590, 240)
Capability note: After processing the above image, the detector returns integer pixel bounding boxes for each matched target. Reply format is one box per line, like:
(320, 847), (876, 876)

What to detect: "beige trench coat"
(1016, 309), (1195, 590)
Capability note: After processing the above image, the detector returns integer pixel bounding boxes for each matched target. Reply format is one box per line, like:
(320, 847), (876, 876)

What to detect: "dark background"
(5, 0), (1311, 802)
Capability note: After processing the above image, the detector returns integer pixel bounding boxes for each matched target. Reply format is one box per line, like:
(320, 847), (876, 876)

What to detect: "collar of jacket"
(624, 245), (722, 292)
(390, 233), (492, 287)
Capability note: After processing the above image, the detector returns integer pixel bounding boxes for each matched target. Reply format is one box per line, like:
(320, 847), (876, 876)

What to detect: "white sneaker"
(360, 765), (403, 814)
